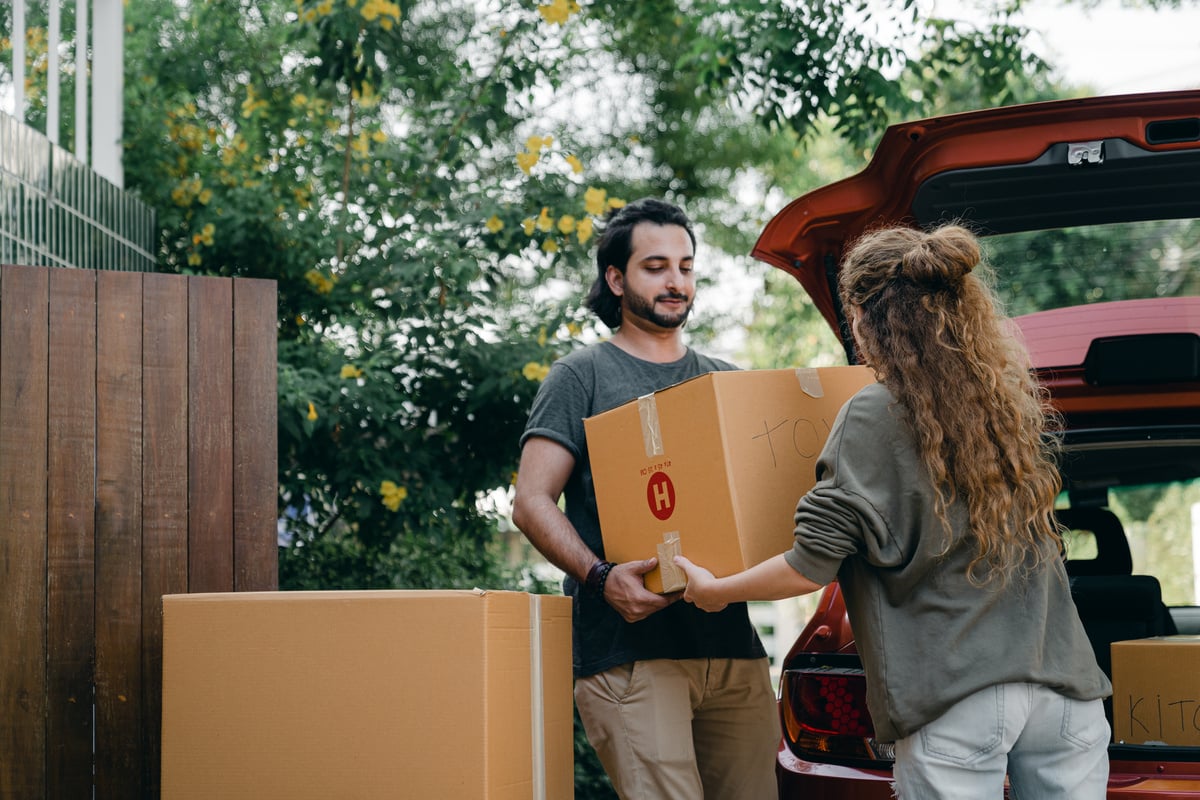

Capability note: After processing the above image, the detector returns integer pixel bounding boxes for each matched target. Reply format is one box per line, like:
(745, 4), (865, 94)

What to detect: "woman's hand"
(674, 555), (728, 613)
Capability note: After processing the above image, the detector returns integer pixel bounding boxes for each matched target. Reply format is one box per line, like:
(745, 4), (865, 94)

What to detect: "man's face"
(608, 222), (696, 331)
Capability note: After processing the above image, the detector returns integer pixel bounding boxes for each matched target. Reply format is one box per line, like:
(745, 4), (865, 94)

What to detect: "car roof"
(751, 89), (1200, 343)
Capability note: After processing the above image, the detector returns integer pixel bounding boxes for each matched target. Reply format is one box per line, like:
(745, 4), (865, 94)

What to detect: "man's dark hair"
(585, 197), (696, 329)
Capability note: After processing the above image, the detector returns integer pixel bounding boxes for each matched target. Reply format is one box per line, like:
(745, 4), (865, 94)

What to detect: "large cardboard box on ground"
(161, 589), (573, 799)
(585, 366), (875, 593)
(1111, 635), (1200, 746)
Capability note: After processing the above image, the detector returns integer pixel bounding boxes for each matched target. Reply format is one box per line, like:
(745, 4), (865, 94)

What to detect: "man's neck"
(608, 326), (687, 364)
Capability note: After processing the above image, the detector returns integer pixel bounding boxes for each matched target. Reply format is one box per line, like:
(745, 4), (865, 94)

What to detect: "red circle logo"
(646, 472), (676, 521)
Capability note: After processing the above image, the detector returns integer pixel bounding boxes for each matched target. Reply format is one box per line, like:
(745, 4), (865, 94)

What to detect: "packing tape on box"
(530, 594), (547, 800)
(657, 532), (687, 592)
(795, 367), (824, 398)
(637, 393), (664, 457)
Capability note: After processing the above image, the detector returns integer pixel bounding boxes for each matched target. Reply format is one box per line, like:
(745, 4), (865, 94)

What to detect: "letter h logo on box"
(646, 472), (676, 521)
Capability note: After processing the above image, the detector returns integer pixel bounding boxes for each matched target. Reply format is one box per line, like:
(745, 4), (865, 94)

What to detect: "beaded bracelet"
(585, 559), (617, 598)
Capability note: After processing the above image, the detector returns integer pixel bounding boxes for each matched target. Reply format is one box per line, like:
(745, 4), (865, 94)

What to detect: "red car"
(753, 89), (1200, 798)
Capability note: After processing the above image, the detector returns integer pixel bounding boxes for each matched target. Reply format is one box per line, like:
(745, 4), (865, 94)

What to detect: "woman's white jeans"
(893, 682), (1110, 800)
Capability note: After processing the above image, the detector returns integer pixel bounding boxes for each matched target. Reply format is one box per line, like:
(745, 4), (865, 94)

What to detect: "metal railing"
(0, 111), (154, 271)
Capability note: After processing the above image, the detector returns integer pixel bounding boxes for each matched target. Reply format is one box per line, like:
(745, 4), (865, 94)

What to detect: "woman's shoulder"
(839, 381), (906, 436)
(848, 380), (893, 410)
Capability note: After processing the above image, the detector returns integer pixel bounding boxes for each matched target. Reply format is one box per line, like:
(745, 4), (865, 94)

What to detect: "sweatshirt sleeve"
(784, 385), (910, 585)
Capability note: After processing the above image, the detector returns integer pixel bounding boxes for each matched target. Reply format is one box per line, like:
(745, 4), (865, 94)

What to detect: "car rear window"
(982, 218), (1200, 316)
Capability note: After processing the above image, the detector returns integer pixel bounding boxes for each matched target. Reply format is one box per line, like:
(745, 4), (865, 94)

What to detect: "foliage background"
(6, 0), (1195, 795)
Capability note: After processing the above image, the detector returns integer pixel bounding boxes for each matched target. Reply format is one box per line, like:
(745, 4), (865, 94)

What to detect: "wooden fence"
(0, 265), (279, 799)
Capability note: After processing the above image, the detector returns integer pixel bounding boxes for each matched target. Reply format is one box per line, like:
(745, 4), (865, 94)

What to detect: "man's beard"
(624, 290), (692, 329)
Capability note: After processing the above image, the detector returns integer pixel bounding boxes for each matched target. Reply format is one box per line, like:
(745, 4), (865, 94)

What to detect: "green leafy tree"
(9, 2), (1084, 795)
(105, 0), (1070, 592)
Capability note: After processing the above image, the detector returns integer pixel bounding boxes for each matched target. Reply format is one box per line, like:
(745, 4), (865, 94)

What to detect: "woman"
(675, 223), (1111, 799)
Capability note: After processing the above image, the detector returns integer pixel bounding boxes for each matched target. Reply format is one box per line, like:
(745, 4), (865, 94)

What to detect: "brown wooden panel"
(188, 276), (234, 592)
(46, 267), (97, 799)
(95, 271), (144, 798)
(141, 273), (189, 797)
(0, 265), (50, 799)
(233, 278), (278, 591)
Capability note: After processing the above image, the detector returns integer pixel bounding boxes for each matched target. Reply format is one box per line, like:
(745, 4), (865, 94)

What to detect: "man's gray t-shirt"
(521, 341), (767, 677)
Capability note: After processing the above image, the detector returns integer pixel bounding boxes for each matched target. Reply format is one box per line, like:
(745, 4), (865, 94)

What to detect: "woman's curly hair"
(839, 224), (1063, 585)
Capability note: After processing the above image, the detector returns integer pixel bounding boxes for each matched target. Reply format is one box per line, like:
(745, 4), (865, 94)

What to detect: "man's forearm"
(512, 495), (600, 583)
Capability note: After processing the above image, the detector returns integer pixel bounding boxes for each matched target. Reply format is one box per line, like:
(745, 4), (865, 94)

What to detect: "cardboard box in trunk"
(1111, 635), (1200, 746)
(585, 366), (874, 593)
(161, 589), (572, 799)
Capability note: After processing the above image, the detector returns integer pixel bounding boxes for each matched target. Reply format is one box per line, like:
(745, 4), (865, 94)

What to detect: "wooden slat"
(141, 273), (189, 797)
(95, 271), (144, 798)
(46, 267), (97, 799)
(0, 265), (50, 799)
(188, 276), (234, 592)
(0, 266), (280, 797)
(233, 278), (278, 591)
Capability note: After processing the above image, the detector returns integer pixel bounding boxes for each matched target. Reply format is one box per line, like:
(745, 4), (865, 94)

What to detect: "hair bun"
(900, 225), (980, 288)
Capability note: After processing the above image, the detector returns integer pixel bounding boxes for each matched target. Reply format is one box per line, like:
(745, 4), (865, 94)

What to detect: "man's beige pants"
(574, 657), (779, 799)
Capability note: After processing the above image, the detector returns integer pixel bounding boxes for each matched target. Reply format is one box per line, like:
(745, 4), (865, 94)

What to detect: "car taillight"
(780, 665), (895, 766)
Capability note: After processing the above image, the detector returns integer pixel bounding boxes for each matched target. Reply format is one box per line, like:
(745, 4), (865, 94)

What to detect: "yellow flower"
(305, 269), (336, 295)
(360, 0), (401, 25)
(241, 85), (268, 118)
(187, 252), (202, 266)
(564, 154), (584, 174)
(525, 135), (553, 153)
(538, 0), (580, 25)
(340, 364), (364, 379)
(200, 222), (215, 246)
(557, 214), (576, 234)
(522, 218), (536, 236)
(537, 327), (548, 346)
(486, 215), (504, 233)
(584, 186), (607, 216)
(516, 151), (539, 175)
(198, 188), (213, 205)
(567, 322), (582, 337)
(306, 401), (318, 421)
(542, 238), (559, 253)
(353, 81), (381, 109)
(371, 129), (388, 143)
(536, 207), (554, 232)
(608, 197), (626, 210)
(522, 361), (551, 382)
(380, 480), (408, 512)
(576, 216), (594, 244)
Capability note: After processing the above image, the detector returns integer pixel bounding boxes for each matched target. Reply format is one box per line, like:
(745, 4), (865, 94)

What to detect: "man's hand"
(604, 557), (679, 622)
(674, 555), (727, 613)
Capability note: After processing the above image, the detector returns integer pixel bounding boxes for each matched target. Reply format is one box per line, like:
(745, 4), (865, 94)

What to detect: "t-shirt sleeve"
(519, 360), (590, 459)
(784, 388), (908, 585)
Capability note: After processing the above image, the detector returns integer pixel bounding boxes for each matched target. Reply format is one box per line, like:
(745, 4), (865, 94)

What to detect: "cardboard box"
(1111, 635), (1200, 746)
(161, 589), (573, 799)
(585, 366), (875, 593)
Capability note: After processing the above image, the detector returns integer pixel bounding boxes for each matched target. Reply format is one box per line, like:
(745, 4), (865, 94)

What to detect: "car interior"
(1057, 439), (1200, 678)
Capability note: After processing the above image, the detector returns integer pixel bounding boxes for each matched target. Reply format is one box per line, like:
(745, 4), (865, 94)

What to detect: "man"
(512, 198), (779, 799)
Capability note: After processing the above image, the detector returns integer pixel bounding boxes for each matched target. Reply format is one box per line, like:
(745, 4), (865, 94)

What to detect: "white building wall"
(4, 0), (123, 188)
